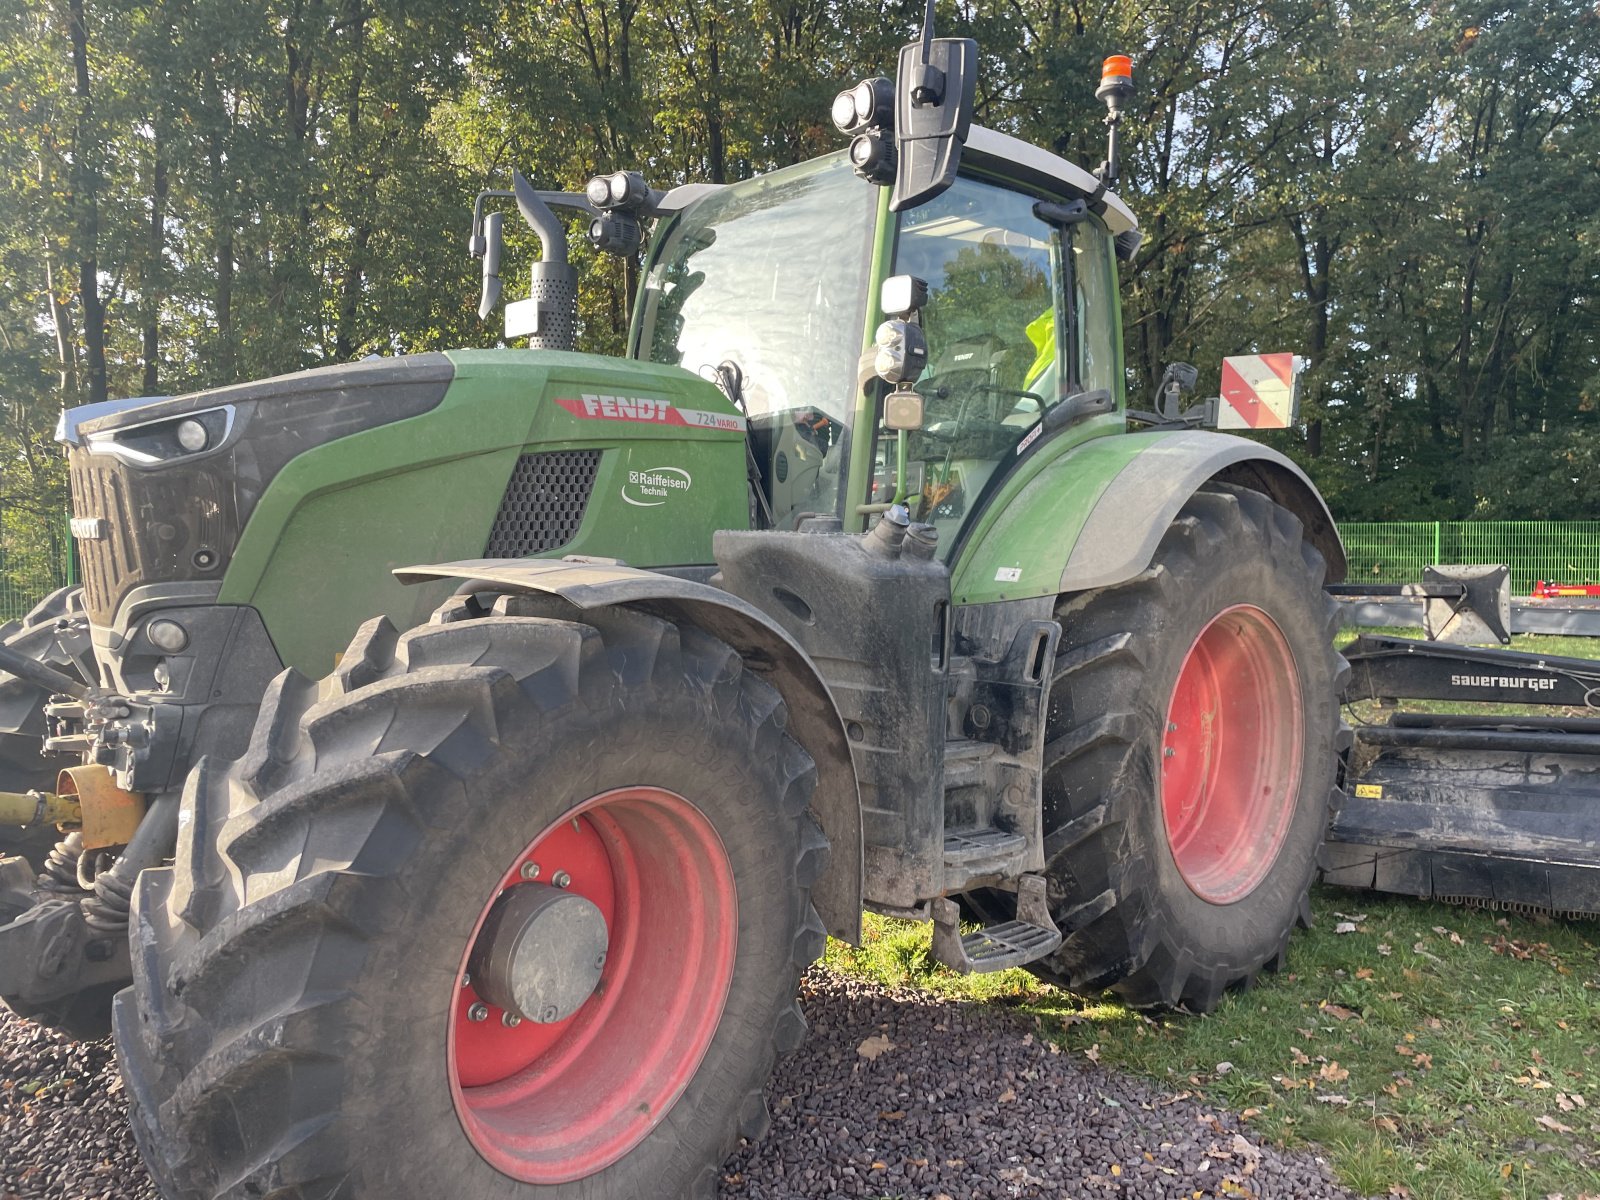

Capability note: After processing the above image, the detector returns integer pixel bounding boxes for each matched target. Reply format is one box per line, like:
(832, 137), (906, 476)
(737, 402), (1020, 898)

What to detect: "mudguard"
(396, 558), (863, 943)
(950, 429), (1345, 605)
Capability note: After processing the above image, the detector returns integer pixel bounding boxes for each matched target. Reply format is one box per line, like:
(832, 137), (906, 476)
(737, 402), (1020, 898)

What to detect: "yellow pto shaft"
(0, 789), (83, 828)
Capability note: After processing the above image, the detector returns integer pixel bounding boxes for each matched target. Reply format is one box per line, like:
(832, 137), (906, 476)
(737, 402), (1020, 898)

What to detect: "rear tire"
(116, 600), (828, 1199)
(1031, 486), (1348, 1011)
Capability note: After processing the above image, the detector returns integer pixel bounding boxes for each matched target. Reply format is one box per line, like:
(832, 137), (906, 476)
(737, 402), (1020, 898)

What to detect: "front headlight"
(84, 406), (232, 466)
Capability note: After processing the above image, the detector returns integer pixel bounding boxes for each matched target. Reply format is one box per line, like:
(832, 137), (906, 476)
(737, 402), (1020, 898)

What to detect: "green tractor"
(0, 17), (1347, 1199)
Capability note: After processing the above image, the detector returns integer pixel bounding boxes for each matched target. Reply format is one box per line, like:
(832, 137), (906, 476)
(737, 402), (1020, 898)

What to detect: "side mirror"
(890, 2), (976, 212)
(477, 211), (503, 321)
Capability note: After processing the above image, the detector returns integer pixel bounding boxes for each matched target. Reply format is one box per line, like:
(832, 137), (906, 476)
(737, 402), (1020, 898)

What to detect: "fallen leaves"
(1535, 1113), (1575, 1134)
(856, 1034), (895, 1060)
(1391, 1043), (1434, 1071)
(1319, 1061), (1350, 1084)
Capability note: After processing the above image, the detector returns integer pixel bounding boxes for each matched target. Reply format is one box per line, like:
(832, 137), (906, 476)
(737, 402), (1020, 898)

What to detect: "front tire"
(116, 600), (828, 1199)
(1032, 486), (1348, 1011)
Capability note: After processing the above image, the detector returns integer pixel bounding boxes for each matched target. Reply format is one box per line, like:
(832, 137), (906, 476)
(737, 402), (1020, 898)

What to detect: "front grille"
(484, 451), (601, 557)
(70, 450), (239, 627)
(70, 454), (124, 626)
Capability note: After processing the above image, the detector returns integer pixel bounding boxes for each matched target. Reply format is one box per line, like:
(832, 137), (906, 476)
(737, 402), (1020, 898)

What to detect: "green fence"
(1340, 521), (1600, 594)
(0, 513), (74, 625)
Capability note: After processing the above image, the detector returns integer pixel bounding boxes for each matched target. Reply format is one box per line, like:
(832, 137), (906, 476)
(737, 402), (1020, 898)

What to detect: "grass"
(827, 893), (1600, 1199)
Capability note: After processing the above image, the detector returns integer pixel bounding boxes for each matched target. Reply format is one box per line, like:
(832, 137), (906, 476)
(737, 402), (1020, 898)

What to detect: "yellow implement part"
(0, 789), (82, 827)
(55, 765), (145, 850)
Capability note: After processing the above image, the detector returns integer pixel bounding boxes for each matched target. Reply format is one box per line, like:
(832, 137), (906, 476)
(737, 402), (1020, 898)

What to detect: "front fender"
(950, 430), (1345, 605)
(396, 558), (863, 943)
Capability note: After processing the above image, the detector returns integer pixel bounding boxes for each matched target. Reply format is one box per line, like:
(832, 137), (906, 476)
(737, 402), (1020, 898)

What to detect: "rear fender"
(950, 430), (1345, 605)
(396, 558), (863, 943)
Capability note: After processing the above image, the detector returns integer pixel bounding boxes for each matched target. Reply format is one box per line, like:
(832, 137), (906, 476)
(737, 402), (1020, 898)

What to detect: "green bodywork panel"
(948, 419), (1155, 605)
(218, 349), (748, 673)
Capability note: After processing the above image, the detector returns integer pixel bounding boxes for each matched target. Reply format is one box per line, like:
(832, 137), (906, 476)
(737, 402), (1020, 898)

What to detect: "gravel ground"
(2, 970), (1354, 1200)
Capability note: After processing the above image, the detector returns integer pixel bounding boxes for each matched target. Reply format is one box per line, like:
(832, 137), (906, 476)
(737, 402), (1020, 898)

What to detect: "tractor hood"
(66, 355), (456, 628)
(65, 349), (749, 671)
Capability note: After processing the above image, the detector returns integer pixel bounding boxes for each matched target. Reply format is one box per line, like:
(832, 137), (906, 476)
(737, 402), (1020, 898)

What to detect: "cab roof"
(965, 126), (1138, 236)
(658, 130), (1139, 236)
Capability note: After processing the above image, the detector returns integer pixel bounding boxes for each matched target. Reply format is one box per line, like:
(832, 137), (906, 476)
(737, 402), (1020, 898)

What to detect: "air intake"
(484, 450), (601, 557)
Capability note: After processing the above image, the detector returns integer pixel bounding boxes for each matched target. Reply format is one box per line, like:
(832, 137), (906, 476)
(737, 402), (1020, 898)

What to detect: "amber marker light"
(1097, 55), (1134, 107)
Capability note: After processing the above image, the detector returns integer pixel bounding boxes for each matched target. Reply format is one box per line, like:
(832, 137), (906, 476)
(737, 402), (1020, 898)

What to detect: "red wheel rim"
(1160, 604), (1303, 904)
(448, 787), (738, 1183)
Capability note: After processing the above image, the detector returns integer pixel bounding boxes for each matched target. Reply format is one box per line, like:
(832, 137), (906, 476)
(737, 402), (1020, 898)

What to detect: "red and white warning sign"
(1217, 353), (1301, 430)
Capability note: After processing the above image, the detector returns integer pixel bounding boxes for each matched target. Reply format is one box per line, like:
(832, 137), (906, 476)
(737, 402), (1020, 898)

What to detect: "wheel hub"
(469, 884), (608, 1024)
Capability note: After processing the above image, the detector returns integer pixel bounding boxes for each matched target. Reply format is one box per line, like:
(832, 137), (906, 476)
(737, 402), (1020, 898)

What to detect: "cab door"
(879, 174), (1123, 550)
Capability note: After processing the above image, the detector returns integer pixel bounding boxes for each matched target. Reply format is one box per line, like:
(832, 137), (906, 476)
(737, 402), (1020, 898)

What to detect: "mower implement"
(0, 13), (1362, 1199)
(1327, 625), (1600, 918)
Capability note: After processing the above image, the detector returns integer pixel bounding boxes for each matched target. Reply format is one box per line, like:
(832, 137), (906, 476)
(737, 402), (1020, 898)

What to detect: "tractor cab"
(629, 125), (1137, 542)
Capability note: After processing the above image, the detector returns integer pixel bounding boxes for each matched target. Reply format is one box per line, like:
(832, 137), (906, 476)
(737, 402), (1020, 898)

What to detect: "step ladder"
(930, 874), (1061, 973)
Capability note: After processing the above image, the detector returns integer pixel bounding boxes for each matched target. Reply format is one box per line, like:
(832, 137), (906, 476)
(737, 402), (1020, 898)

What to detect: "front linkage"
(0, 590), (277, 1035)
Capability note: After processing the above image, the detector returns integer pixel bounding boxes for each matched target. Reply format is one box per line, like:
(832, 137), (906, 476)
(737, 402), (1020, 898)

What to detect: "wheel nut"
(520, 861), (540, 881)
(552, 870), (571, 889)
(461, 972), (471, 988)
(467, 1002), (490, 1023)
(1164, 746), (1176, 757)
(502, 1011), (522, 1028)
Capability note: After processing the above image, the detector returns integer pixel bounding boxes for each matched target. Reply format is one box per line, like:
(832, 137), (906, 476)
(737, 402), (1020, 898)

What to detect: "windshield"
(635, 155), (877, 527)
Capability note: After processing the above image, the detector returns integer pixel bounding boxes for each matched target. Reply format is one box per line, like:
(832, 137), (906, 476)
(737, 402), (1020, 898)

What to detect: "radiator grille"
(69, 449), (238, 627)
(484, 451), (601, 557)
